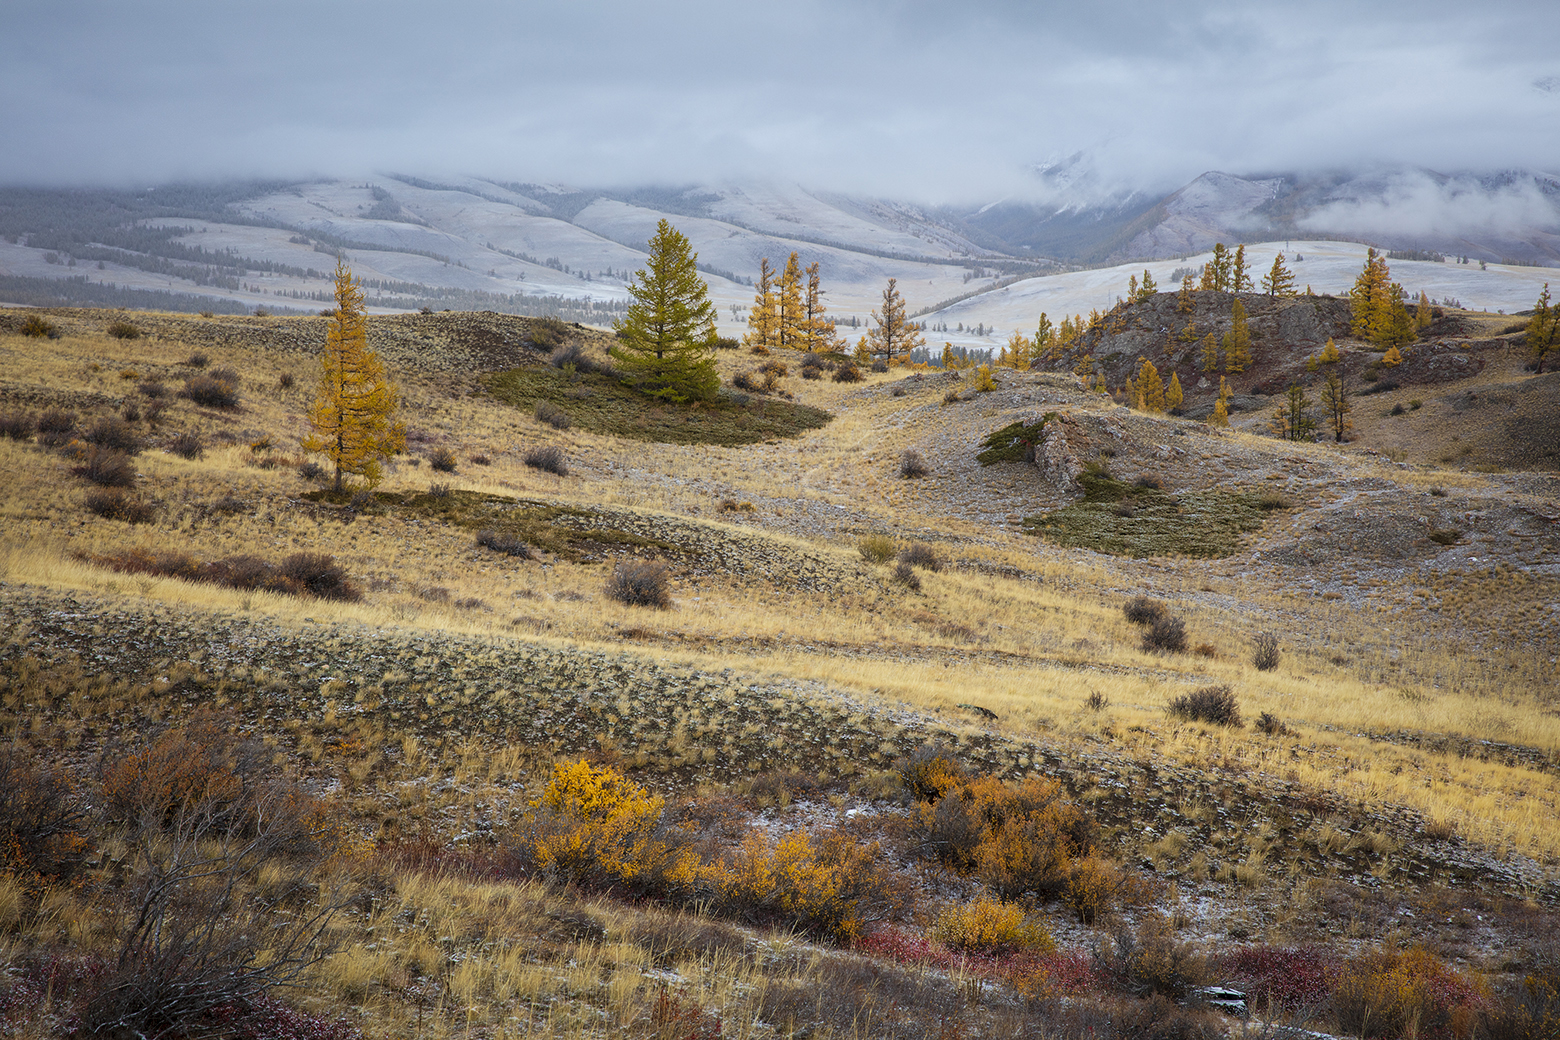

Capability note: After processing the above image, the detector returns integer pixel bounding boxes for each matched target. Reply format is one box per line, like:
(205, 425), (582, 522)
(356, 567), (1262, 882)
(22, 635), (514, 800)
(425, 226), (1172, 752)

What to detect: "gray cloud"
(3, 0), (1557, 200)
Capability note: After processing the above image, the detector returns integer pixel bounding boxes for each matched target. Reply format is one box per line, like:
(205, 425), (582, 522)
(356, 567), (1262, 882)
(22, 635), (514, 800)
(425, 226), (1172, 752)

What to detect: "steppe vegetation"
(0, 295), (1558, 1039)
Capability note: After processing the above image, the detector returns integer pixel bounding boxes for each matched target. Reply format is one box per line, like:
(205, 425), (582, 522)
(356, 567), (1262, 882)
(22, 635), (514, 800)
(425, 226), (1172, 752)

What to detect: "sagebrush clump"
(606, 560), (671, 608)
(1141, 615), (1187, 653)
(1168, 684), (1242, 727)
(524, 445), (568, 476)
(1123, 596), (1166, 626)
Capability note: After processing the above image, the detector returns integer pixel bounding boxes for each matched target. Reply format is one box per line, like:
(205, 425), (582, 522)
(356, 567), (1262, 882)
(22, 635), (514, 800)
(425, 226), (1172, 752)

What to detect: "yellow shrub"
(710, 828), (898, 943)
(1063, 856), (1120, 924)
(518, 760), (697, 894)
(931, 896), (1054, 955)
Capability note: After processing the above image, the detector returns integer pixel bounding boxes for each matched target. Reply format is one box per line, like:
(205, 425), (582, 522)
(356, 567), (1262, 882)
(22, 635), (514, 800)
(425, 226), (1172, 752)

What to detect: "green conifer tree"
(612, 219), (720, 402)
(1034, 312), (1055, 361)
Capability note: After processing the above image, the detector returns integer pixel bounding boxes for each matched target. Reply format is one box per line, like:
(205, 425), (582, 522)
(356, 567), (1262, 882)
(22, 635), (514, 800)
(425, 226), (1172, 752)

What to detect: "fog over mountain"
(5, 0), (1560, 329)
(4, 0), (1559, 205)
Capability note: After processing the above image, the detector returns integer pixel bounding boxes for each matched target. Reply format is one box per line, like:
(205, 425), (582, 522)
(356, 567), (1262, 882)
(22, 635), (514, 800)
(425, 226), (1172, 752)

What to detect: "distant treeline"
(362, 288), (627, 323)
(0, 274), (298, 315)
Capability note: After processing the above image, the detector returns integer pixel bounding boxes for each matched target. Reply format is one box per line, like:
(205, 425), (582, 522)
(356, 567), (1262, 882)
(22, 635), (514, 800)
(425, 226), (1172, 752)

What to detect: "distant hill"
(949, 167), (1560, 266)
(2, 169), (1556, 341)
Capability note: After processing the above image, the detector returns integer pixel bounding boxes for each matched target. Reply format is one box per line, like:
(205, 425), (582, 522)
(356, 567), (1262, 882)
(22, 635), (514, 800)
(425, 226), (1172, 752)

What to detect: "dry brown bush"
(0, 412), (36, 441)
(1142, 616), (1187, 653)
(606, 560), (671, 608)
(84, 489), (155, 523)
(1123, 596), (1167, 625)
(1168, 685), (1242, 727)
(74, 446), (138, 488)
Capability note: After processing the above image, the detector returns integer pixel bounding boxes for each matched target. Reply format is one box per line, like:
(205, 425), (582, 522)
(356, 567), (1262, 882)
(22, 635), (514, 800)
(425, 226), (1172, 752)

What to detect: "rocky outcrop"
(1035, 415), (1083, 492)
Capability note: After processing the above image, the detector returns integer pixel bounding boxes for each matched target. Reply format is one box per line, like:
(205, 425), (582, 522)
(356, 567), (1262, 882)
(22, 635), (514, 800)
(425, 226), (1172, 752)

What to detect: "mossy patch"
(1019, 473), (1284, 558)
(305, 488), (677, 562)
(482, 366), (832, 446)
(976, 414), (1056, 466)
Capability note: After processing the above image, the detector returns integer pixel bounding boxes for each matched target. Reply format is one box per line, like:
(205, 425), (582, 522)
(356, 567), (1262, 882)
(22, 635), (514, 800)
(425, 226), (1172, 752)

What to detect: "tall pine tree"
(1200, 331), (1221, 372)
(1349, 248), (1392, 343)
(1177, 272), (1197, 313)
(1201, 244), (1232, 291)
(1231, 245), (1252, 292)
(1034, 313), (1055, 361)
(611, 219), (719, 402)
(802, 261), (838, 352)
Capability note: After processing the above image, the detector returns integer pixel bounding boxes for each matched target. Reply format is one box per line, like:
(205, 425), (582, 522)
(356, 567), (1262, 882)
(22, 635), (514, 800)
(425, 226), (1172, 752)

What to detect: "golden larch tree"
(744, 257), (777, 351)
(1200, 331), (1221, 372)
(304, 259), (406, 491)
(1528, 283), (1558, 373)
(1320, 371), (1352, 442)
(1223, 298), (1252, 372)
(1165, 372), (1183, 412)
(866, 278), (923, 364)
(1231, 245), (1251, 292)
(1261, 252), (1297, 297)
(1136, 357), (1166, 412)
(1209, 376), (1232, 427)
(802, 261), (839, 352)
(1176, 273), (1197, 313)
(1200, 244), (1231, 292)
(776, 252), (805, 350)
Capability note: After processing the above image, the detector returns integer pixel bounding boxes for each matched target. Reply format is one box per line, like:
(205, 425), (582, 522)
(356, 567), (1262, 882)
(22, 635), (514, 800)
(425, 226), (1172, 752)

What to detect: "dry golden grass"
(4, 321), (1559, 866)
(2, 309), (1560, 1038)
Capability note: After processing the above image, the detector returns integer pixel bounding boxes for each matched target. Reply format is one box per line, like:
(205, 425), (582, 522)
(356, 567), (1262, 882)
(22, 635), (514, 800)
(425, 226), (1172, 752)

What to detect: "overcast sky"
(4, 0), (1558, 202)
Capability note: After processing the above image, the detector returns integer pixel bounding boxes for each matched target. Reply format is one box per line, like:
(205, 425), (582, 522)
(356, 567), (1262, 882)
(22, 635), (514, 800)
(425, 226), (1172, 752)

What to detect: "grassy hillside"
(1, 305), (1557, 1039)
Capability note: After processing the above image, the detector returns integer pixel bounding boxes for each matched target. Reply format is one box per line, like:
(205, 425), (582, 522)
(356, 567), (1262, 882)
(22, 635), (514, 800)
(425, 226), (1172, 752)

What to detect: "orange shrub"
(919, 775), (1095, 904)
(99, 712), (335, 856)
(0, 746), (90, 887)
(1332, 947), (1489, 1040)
(896, 744), (966, 802)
